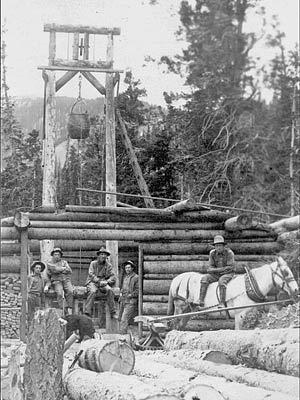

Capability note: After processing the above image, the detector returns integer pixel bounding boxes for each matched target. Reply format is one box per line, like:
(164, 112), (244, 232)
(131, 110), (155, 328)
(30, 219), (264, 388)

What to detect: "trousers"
(119, 301), (138, 334)
(52, 277), (74, 309)
(84, 282), (116, 316)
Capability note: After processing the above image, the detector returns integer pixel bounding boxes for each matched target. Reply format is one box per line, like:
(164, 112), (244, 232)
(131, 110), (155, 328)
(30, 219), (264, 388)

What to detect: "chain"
(78, 74), (82, 100)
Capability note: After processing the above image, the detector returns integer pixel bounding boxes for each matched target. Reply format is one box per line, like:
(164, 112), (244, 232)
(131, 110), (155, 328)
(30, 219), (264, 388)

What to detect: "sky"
(1, 0), (299, 106)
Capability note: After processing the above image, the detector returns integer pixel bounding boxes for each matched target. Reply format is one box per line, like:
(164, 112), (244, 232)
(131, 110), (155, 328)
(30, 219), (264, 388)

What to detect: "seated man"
(118, 261), (139, 334)
(199, 235), (235, 308)
(44, 247), (74, 316)
(84, 247), (118, 319)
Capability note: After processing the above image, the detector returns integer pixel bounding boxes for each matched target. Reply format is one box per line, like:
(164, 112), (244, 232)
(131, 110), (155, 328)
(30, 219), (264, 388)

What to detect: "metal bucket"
(68, 99), (90, 139)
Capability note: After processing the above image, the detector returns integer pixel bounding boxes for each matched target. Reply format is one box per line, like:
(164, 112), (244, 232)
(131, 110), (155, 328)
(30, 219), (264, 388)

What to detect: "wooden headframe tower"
(38, 24), (122, 278)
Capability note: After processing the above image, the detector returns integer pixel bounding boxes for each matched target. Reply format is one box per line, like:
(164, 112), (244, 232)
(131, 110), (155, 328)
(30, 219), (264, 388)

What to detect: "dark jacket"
(208, 247), (235, 274)
(85, 259), (116, 286)
(120, 272), (139, 304)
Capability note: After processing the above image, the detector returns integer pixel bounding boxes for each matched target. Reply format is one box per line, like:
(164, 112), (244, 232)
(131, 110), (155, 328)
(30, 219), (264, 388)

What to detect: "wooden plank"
(44, 24), (121, 35)
(56, 71), (78, 92)
(53, 59), (113, 69)
(38, 65), (124, 73)
(82, 71), (106, 95)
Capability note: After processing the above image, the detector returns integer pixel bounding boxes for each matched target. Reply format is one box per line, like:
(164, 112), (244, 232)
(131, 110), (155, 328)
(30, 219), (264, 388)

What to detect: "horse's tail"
(167, 284), (175, 316)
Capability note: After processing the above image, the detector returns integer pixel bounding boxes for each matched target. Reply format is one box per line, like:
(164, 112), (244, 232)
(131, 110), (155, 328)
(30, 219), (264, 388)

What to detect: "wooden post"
(105, 32), (118, 288)
(83, 32), (89, 60)
(15, 212), (30, 343)
(41, 44), (57, 266)
(72, 32), (79, 60)
(138, 246), (144, 338)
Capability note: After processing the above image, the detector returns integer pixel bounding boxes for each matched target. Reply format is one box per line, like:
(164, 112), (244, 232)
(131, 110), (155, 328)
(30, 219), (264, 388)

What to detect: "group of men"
(28, 247), (138, 335)
(28, 234), (235, 335)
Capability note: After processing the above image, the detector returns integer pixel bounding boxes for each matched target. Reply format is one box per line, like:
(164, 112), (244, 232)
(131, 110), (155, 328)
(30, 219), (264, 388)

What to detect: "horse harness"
(244, 266), (266, 303)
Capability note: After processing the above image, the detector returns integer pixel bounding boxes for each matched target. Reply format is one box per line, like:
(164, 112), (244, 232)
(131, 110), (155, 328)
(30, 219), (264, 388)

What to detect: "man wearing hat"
(84, 247), (117, 319)
(27, 261), (47, 325)
(199, 235), (235, 308)
(118, 261), (139, 334)
(44, 247), (74, 315)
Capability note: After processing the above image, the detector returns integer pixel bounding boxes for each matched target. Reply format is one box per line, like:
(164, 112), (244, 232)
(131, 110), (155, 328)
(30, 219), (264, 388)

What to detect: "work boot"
(198, 283), (209, 308)
(218, 286), (226, 309)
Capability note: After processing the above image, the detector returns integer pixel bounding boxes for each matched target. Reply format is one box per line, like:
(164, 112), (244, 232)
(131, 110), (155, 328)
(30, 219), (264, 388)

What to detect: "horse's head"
(271, 257), (299, 299)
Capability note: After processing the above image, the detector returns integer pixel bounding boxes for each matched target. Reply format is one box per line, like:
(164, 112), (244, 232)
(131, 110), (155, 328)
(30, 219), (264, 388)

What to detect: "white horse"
(167, 256), (298, 329)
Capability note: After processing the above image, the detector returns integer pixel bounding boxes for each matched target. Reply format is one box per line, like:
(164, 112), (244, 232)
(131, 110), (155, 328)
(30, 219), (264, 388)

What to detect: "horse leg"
(234, 310), (249, 330)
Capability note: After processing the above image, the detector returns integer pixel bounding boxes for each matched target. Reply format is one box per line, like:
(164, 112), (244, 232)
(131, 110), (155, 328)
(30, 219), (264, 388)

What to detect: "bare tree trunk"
(23, 308), (65, 400)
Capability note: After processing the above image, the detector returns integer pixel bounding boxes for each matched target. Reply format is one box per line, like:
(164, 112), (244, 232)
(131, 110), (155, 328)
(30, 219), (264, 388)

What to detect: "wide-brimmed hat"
(51, 247), (63, 256)
(213, 235), (226, 245)
(96, 247), (110, 256)
(30, 261), (46, 272)
(123, 260), (136, 270)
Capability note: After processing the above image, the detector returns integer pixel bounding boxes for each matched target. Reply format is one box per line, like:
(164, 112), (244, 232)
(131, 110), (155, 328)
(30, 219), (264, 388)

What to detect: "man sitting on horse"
(199, 235), (235, 308)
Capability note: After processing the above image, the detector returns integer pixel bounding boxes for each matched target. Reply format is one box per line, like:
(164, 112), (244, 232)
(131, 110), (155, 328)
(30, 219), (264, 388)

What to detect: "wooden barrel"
(78, 339), (135, 374)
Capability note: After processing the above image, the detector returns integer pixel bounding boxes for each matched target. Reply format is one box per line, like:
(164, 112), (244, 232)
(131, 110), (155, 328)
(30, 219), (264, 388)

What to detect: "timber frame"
(39, 23), (123, 283)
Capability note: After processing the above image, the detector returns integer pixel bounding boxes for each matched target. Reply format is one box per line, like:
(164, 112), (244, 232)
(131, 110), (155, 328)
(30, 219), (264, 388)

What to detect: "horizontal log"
(64, 369), (172, 400)
(165, 198), (197, 213)
(143, 280), (171, 295)
(144, 274), (178, 280)
(270, 216), (300, 234)
(165, 328), (300, 377)
(65, 205), (174, 215)
(53, 59), (112, 69)
(144, 254), (275, 262)
(44, 24), (121, 35)
(144, 350), (299, 398)
(29, 221), (224, 230)
(143, 261), (263, 274)
(143, 295), (169, 303)
(142, 241), (282, 255)
(1, 217), (14, 227)
(133, 356), (295, 400)
(277, 230), (300, 244)
(0, 240), (137, 255)
(224, 215), (253, 231)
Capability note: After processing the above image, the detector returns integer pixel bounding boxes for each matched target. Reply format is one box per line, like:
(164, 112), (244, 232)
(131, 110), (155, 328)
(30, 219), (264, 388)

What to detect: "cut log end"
(184, 384), (227, 400)
(78, 339), (135, 375)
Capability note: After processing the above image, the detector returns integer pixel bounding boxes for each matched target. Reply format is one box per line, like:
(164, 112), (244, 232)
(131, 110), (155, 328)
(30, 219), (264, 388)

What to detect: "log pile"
(164, 328), (300, 377)
(0, 274), (22, 338)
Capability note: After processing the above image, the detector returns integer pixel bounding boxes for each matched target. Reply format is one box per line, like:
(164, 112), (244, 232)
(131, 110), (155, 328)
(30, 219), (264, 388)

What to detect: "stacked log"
(1, 206), (293, 338)
(0, 274), (21, 338)
(164, 328), (299, 377)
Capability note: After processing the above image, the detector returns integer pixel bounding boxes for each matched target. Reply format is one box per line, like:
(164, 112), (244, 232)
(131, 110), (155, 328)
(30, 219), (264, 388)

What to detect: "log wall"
(1, 206), (290, 338)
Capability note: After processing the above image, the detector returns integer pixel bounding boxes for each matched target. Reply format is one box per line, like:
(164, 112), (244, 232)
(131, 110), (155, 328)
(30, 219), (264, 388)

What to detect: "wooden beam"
(20, 229), (29, 342)
(83, 33), (89, 60)
(56, 71), (78, 92)
(82, 71), (106, 95)
(53, 59), (113, 69)
(72, 32), (79, 60)
(38, 65), (123, 73)
(44, 24), (121, 35)
(116, 109), (155, 208)
(48, 31), (56, 65)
